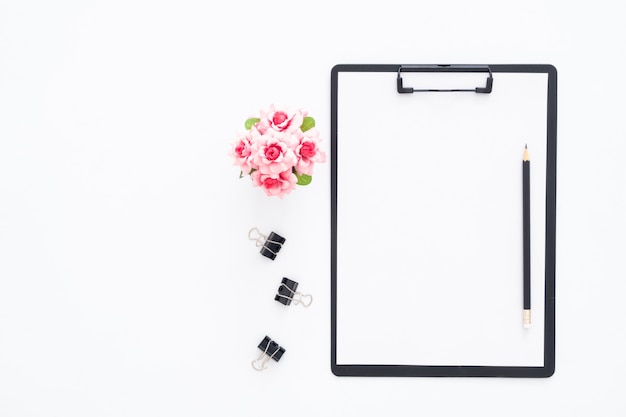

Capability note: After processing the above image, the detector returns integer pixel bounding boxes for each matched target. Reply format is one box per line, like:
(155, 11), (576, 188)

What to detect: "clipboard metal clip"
(397, 65), (493, 94)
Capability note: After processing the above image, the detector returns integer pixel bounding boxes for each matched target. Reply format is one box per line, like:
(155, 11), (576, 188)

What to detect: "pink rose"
(229, 131), (256, 174)
(229, 104), (327, 197)
(256, 105), (305, 134)
(294, 128), (327, 175)
(251, 169), (297, 198)
(250, 128), (298, 175)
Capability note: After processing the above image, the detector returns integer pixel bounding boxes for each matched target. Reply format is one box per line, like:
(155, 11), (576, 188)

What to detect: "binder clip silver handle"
(248, 227), (269, 248)
(277, 284), (313, 307)
(251, 352), (271, 371)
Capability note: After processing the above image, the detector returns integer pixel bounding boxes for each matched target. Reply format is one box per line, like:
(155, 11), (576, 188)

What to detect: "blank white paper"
(335, 71), (547, 366)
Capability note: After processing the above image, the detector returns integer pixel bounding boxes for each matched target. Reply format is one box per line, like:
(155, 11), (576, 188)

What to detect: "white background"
(0, 1), (624, 416)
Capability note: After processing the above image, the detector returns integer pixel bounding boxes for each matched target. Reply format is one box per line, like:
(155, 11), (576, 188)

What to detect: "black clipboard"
(330, 64), (556, 377)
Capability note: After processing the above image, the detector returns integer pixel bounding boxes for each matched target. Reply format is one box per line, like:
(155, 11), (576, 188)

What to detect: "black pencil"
(523, 144), (531, 328)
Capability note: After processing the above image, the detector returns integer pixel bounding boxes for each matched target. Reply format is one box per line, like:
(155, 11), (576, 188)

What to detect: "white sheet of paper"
(336, 71), (547, 366)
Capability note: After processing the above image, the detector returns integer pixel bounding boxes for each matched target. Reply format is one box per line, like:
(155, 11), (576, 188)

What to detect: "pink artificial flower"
(229, 131), (256, 174)
(251, 169), (297, 198)
(250, 127), (298, 175)
(256, 105), (305, 134)
(294, 128), (327, 175)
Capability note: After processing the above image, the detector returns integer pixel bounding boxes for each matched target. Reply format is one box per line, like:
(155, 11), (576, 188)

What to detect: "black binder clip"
(275, 277), (313, 307)
(248, 227), (285, 260)
(251, 336), (285, 371)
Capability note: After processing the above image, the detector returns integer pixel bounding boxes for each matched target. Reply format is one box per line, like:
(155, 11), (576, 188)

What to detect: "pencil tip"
(525, 143), (528, 149)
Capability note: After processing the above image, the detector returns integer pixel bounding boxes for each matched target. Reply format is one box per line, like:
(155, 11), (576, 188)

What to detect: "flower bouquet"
(229, 105), (326, 198)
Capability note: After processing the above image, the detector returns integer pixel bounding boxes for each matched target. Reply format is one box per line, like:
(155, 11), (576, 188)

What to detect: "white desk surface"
(0, 1), (624, 416)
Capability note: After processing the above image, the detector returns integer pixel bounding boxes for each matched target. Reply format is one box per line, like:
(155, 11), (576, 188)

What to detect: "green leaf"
(244, 117), (260, 130)
(239, 168), (256, 178)
(295, 172), (312, 186)
(300, 116), (315, 132)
